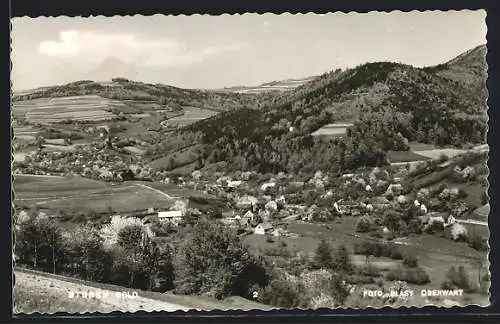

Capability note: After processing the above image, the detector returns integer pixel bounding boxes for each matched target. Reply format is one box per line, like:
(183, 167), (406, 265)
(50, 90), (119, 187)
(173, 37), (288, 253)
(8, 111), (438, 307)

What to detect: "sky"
(11, 10), (486, 91)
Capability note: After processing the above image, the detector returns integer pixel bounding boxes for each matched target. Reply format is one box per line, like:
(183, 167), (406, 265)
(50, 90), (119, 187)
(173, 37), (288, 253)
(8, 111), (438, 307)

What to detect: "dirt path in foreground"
(14, 271), (196, 313)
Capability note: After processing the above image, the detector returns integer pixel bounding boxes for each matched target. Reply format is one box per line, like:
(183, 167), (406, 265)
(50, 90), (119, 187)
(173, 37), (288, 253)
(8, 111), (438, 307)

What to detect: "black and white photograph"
(11, 10), (490, 313)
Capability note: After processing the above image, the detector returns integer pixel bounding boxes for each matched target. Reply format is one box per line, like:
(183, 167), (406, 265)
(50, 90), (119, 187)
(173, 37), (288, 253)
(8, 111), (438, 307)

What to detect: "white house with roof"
(158, 210), (183, 225)
(254, 222), (274, 235)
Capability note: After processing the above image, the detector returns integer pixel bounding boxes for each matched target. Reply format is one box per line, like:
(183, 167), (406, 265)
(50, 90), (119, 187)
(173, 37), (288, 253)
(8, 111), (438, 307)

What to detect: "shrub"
(311, 240), (333, 270)
(438, 154), (449, 163)
(259, 278), (306, 308)
(356, 216), (375, 233)
(424, 220), (444, 234)
(386, 267), (430, 285)
(357, 264), (381, 278)
(441, 266), (474, 292)
(402, 255), (419, 268)
(407, 219), (423, 234)
(468, 235), (489, 252)
(389, 249), (404, 260)
(353, 241), (402, 259)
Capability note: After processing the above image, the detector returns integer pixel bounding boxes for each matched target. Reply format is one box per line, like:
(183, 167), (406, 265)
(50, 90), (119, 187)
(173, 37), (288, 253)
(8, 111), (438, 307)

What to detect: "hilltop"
(12, 78), (277, 113)
(147, 44), (488, 175)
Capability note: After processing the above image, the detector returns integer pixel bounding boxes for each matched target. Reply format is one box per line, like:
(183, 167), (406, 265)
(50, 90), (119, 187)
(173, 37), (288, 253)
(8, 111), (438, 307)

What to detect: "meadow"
(13, 175), (176, 214)
(243, 215), (488, 303)
(12, 95), (123, 123)
(163, 107), (219, 127)
(311, 123), (354, 137)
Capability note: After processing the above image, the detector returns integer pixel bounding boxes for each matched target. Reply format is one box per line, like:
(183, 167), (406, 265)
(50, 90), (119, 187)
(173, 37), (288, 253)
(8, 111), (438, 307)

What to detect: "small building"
(244, 210), (256, 222)
(158, 210), (183, 225)
(227, 180), (243, 188)
(445, 215), (456, 227)
(385, 183), (404, 197)
(261, 182), (276, 191)
(254, 223), (274, 235)
(236, 195), (259, 211)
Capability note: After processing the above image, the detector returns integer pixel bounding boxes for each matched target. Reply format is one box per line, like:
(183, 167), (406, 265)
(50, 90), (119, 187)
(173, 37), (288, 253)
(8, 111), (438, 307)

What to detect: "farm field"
(13, 150), (37, 163)
(163, 107), (218, 127)
(245, 217), (488, 297)
(387, 150), (430, 163)
(132, 180), (212, 200)
(415, 148), (469, 159)
(388, 143), (485, 164)
(12, 95), (123, 123)
(408, 143), (440, 151)
(149, 144), (202, 171)
(311, 123), (354, 137)
(13, 175), (176, 214)
(123, 146), (146, 155)
(42, 144), (78, 153)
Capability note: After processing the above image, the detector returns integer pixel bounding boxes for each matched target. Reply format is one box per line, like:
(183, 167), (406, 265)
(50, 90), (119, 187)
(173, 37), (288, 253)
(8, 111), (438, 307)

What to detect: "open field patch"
(123, 146), (146, 155)
(408, 142), (440, 151)
(387, 150), (430, 163)
(414, 148), (469, 160)
(42, 144), (78, 153)
(14, 134), (36, 141)
(12, 95), (122, 123)
(14, 175), (107, 198)
(311, 123), (353, 137)
(149, 144), (202, 171)
(132, 181), (210, 200)
(17, 184), (175, 214)
(128, 113), (152, 118)
(163, 107), (218, 127)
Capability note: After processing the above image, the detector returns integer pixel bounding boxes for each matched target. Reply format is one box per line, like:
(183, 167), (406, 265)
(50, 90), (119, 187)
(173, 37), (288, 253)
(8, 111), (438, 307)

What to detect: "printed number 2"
(253, 291), (259, 299)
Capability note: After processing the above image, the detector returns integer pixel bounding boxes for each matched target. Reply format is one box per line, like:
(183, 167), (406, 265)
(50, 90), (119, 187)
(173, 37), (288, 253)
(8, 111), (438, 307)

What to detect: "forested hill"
(175, 44), (487, 174)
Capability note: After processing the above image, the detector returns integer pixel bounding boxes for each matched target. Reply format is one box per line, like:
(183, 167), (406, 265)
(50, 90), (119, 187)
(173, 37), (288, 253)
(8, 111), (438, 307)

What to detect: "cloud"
(38, 30), (249, 68)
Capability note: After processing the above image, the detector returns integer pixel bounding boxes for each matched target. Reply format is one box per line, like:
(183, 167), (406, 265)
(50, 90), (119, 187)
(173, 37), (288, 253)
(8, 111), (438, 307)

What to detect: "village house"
(237, 215), (252, 229)
(254, 222), (274, 235)
(158, 210), (183, 226)
(385, 183), (404, 197)
(235, 195), (259, 211)
(244, 210), (256, 222)
(227, 180), (243, 189)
